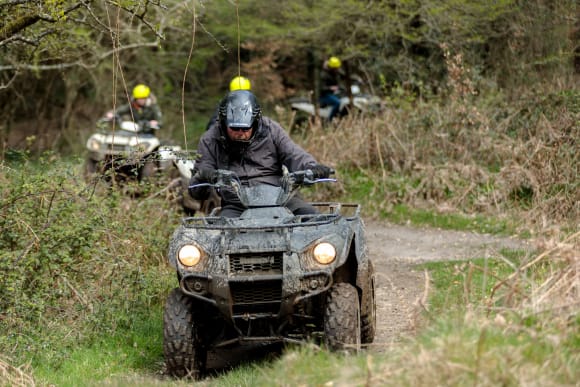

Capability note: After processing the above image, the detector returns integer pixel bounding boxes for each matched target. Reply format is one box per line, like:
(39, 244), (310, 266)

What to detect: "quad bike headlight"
(177, 244), (202, 267)
(87, 138), (101, 151)
(313, 242), (336, 265)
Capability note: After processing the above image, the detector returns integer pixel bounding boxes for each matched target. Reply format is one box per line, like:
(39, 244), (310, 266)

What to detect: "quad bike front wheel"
(163, 288), (207, 379)
(323, 283), (361, 353)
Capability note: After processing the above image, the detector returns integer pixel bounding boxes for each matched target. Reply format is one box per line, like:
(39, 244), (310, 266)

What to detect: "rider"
(190, 90), (332, 218)
(106, 84), (162, 134)
(319, 56), (344, 123)
(206, 75), (252, 131)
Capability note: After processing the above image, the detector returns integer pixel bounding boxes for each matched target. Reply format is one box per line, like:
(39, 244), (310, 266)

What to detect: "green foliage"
(0, 157), (177, 368)
(2, 0), (577, 156)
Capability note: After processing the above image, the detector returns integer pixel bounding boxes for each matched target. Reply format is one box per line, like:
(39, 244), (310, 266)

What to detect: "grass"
(416, 252), (527, 313)
(29, 244), (578, 387)
(384, 204), (514, 235)
(329, 168), (520, 236)
(32, 308), (165, 386)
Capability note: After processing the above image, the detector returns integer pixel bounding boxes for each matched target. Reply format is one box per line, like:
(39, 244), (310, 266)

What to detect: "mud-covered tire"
(163, 288), (207, 379)
(361, 263), (377, 344)
(324, 283), (361, 352)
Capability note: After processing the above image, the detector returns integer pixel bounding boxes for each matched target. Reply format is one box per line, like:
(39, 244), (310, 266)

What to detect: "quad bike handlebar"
(191, 168), (335, 189)
(189, 168), (336, 209)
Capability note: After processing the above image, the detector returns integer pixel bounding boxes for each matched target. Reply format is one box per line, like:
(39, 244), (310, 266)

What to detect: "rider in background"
(205, 75), (252, 130)
(106, 84), (162, 134)
(319, 56), (344, 123)
(191, 90), (332, 218)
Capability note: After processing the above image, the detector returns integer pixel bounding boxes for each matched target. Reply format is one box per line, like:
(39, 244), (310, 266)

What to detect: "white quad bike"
(85, 117), (219, 215)
(289, 84), (383, 124)
(84, 117), (171, 183)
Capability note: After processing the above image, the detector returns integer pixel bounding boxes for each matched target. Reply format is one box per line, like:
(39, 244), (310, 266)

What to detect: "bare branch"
(0, 70), (19, 90)
(0, 41), (160, 71)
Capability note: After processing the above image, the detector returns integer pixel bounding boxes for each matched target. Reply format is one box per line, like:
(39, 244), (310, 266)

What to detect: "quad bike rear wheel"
(163, 288), (207, 379)
(323, 283), (361, 353)
(139, 159), (158, 183)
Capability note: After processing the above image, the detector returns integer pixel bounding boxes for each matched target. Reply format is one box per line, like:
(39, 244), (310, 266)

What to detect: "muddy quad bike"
(84, 116), (176, 184)
(163, 169), (376, 379)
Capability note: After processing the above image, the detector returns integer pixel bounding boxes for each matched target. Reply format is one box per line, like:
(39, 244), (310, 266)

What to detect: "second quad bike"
(85, 118), (219, 215)
(168, 152), (221, 216)
(84, 117), (175, 184)
(163, 169), (376, 379)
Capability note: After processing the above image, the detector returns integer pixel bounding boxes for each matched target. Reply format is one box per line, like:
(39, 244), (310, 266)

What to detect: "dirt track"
(366, 221), (528, 349)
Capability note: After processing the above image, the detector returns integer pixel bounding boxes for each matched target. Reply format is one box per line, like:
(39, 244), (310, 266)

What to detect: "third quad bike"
(163, 169), (376, 379)
(289, 84), (383, 124)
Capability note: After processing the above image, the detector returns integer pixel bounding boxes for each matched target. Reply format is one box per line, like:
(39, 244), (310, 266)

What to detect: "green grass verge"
(331, 168), (521, 236)
(32, 308), (165, 386)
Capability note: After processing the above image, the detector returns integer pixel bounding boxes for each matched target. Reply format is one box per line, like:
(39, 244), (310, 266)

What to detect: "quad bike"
(85, 118), (219, 215)
(84, 116), (175, 184)
(289, 84), (383, 125)
(163, 169), (376, 379)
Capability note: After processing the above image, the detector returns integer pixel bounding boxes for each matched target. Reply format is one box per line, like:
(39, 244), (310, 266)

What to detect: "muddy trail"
(194, 221), (528, 376)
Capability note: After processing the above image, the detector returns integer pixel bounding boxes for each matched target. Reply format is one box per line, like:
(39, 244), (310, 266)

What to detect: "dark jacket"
(190, 116), (317, 202)
(319, 68), (342, 96)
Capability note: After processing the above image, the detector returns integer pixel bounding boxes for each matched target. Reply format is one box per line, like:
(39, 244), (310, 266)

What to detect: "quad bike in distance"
(289, 84), (383, 125)
(85, 117), (219, 215)
(84, 116), (174, 184)
(163, 169), (376, 379)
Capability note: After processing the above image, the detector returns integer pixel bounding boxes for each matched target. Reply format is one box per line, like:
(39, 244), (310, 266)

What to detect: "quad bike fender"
(332, 219), (372, 293)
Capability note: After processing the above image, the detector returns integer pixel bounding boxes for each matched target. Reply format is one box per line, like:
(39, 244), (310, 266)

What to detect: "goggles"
(228, 126), (252, 132)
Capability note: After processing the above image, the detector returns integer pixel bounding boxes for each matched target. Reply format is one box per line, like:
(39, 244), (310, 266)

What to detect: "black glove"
(309, 164), (333, 179)
(216, 170), (236, 185)
(195, 168), (217, 183)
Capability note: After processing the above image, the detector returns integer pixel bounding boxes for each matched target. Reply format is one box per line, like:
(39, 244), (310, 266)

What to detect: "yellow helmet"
(229, 76), (251, 91)
(132, 84), (151, 99)
(328, 56), (342, 69)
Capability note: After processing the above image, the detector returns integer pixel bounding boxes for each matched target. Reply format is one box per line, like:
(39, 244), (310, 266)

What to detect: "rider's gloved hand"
(310, 164), (333, 179)
(217, 170), (236, 185)
(195, 168), (218, 183)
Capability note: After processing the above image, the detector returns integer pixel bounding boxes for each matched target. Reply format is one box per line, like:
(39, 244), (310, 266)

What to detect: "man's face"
(227, 126), (252, 141)
(134, 98), (147, 107)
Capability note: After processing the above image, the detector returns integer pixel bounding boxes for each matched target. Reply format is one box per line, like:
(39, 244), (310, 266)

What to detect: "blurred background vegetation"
(1, 0), (578, 154)
(1, 1), (578, 385)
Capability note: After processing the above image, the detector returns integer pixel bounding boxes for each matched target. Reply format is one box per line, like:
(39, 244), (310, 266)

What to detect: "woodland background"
(1, 0), (578, 155)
